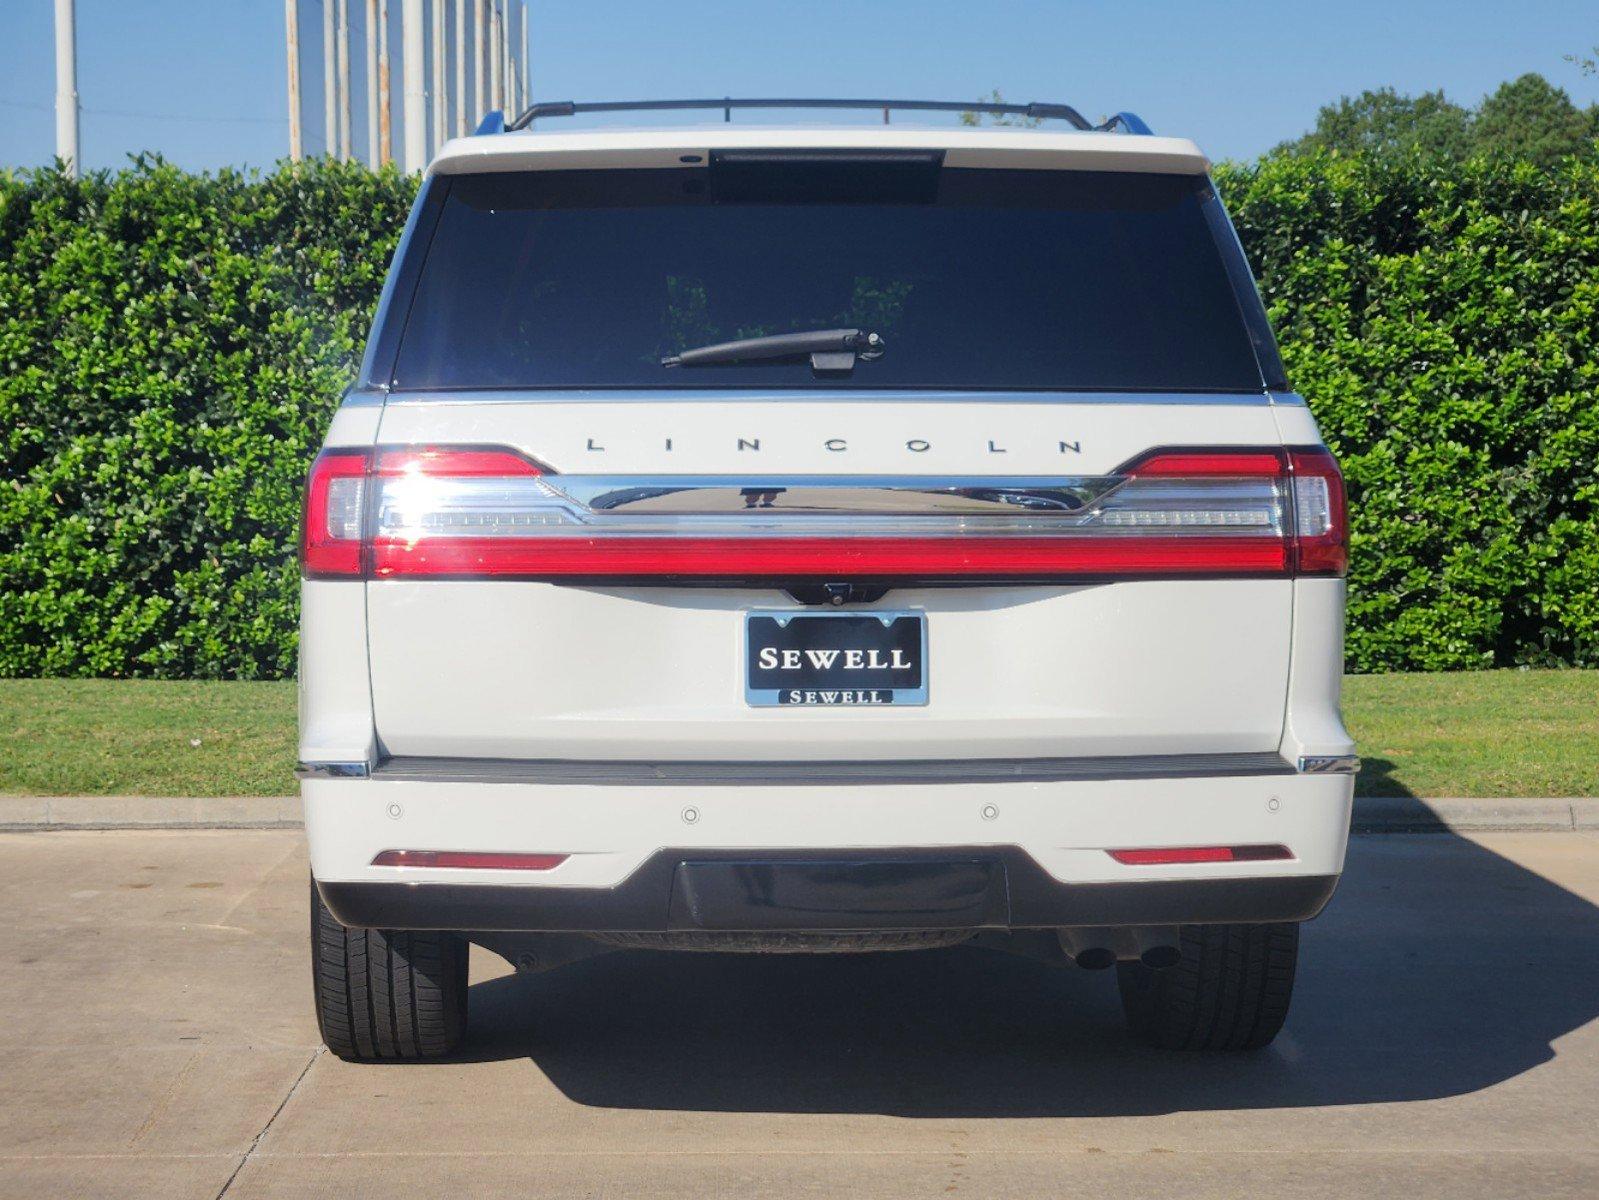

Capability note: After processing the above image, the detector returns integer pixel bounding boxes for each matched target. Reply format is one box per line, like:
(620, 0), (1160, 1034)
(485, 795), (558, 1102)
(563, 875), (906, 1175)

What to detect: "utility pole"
(403, 0), (427, 170)
(54, 0), (79, 177)
(519, 1), (529, 115)
(337, 0), (352, 160)
(454, 0), (467, 136)
(378, 0), (392, 165)
(323, 0), (336, 155)
(474, 0), (486, 123)
(285, 0), (303, 160)
(365, 0), (379, 165)
(431, 0), (446, 152)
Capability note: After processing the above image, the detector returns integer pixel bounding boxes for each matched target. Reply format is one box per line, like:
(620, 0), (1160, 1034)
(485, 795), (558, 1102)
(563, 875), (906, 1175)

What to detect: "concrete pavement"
(2, 828), (1598, 1198)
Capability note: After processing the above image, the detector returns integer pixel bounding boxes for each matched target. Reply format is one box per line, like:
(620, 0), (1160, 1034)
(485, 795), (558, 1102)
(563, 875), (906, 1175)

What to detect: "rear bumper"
(318, 850), (1339, 932)
(304, 763), (1353, 932)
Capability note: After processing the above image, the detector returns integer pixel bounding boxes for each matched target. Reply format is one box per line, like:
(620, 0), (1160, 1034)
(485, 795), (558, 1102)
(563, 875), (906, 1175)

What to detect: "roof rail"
(1097, 111), (1153, 135)
(502, 97), (1094, 132)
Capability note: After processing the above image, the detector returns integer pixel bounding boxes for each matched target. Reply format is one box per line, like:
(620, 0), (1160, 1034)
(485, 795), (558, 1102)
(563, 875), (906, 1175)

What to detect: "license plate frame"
(744, 610), (929, 708)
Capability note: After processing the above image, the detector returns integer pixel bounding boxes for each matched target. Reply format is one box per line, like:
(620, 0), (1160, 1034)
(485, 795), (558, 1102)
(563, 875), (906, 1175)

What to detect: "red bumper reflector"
(370, 850), (568, 870)
(1108, 844), (1293, 866)
(371, 534), (1290, 579)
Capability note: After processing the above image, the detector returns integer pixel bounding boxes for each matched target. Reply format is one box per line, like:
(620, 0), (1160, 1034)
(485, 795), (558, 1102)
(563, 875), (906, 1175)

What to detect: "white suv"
(299, 99), (1356, 1061)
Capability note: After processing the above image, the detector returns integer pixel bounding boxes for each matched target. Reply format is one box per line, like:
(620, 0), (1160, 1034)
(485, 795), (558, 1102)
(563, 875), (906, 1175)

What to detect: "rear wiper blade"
(662, 327), (886, 373)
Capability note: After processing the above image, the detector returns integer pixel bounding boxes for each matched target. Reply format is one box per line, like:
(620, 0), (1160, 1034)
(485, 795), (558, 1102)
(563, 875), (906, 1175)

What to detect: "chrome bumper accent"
(296, 760), (372, 780)
(369, 751), (1297, 787)
(1298, 754), (1361, 775)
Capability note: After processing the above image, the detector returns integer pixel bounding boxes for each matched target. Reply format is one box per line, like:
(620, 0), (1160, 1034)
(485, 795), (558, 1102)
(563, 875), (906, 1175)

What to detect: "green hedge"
(1, 152), (1595, 677)
(1218, 152), (1599, 670)
(0, 157), (416, 678)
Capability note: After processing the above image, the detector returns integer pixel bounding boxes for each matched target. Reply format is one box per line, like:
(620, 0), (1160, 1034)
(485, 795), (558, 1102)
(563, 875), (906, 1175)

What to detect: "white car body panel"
(305, 772), (1352, 889)
(429, 126), (1211, 179)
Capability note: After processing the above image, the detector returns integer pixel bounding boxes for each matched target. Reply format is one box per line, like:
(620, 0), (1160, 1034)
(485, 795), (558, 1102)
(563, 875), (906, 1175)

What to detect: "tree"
(1282, 87), (1473, 158)
(958, 90), (1041, 129)
(1473, 73), (1597, 166)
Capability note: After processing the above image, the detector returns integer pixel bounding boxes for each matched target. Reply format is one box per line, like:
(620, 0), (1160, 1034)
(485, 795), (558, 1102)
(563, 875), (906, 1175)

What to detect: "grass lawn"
(1342, 669), (1598, 798)
(0, 680), (298, 798)
(0, 670), (1594, 799)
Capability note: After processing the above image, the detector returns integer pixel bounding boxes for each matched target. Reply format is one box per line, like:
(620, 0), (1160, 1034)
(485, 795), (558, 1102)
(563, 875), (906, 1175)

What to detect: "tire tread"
(310, 879), (467, 1061)
(1117, 922), (1299, 1051)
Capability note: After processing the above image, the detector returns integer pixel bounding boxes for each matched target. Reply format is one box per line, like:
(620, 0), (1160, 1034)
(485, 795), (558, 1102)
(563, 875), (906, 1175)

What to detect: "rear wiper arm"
(662, 327), (886, 373)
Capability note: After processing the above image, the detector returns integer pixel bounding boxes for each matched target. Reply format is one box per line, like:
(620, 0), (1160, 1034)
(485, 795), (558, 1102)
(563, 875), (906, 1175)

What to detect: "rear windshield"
(391, 164), (1269, 393)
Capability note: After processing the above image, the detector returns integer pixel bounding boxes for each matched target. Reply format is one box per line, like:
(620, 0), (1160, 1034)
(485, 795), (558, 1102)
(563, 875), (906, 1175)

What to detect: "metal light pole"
(431, 0), (446, 152)
(507, 4), (518, 117)
(489, 2), (501, 111)
(519, 1), (529, 116)
(322, 0), (336, 155)
(378, 0), (392, 165)
(509, 2), (519, 114)
(337, 0), (352, 160)
(474, 0), (486, 123)
(285, 0), (303, 160)
(403, 0), (427, 170)
(365, 0), (379, 164)
(503, 5), (514, 117)
(454, 0), (467, 136)
(501, 3), (511, 113)
(54, 0), (79, 177)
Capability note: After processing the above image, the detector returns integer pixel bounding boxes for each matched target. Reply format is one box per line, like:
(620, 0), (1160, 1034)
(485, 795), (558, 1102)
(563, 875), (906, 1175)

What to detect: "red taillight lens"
(1108, 844), (1294, 865)
(369, 534), (1288, 578)
(373, 447), (544, 479)
(1288, 448), (1348, 576)
(302, 448), (370, 578)
(370, 850), (568, 870)
(1122, 449), (1286, 477)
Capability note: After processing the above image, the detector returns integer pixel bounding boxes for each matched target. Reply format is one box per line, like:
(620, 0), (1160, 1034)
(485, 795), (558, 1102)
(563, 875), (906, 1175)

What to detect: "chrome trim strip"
(1297, 754), (1361, 775)
(379, 388), (1276, 407)
(296, 761), (372, 780)
(558, 475), (1120, 516)
(369, 752), (1296, 787)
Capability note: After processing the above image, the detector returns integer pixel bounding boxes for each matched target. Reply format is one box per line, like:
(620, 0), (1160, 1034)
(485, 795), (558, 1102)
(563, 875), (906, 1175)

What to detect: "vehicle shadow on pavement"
(1354, 757), (1417, 797)
(458, 832), (1599, 1117)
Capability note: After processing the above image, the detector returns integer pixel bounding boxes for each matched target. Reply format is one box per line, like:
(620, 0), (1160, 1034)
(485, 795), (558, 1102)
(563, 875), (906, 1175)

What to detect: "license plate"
(745, 611), (928, 707)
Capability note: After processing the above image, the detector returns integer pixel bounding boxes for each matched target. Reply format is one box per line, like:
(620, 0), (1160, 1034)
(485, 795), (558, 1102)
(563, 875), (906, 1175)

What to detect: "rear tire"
(310, 878), (468, 1061)
(1116, 922), (1299, 1051)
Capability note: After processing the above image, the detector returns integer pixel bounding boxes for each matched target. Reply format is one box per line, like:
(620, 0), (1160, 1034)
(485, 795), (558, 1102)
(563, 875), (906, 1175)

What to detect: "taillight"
(300, 443), (1347, 582)
(1108, 844), (1294, 865)
(1287, 448), (1348, 576)
(301, 448), (370, 578)
(370, 850), (568, 870)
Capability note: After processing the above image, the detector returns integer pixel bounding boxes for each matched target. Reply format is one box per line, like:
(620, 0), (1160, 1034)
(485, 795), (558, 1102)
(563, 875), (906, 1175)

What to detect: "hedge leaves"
(1, 151), (1596, 677)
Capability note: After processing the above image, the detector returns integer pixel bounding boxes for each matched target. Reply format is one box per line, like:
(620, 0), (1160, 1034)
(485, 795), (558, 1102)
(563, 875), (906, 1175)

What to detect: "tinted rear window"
(391, 165), (1267, 393)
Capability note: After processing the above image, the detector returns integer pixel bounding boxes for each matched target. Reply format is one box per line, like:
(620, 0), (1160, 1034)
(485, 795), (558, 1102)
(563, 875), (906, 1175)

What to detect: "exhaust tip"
(1139, 944), (1182, 970)
(1073, 946), (1117, 971)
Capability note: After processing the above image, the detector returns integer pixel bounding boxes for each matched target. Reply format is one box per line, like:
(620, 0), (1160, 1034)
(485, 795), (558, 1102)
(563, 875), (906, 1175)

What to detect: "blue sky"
(2, 0), (1596, 173)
